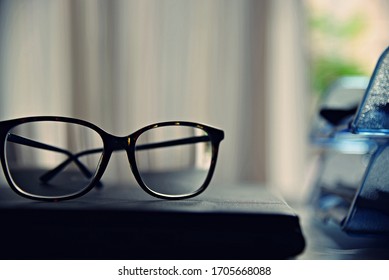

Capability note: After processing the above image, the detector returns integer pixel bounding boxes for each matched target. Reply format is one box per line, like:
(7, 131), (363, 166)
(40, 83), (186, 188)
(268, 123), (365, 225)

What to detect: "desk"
(4, 180), (386, 260)
(0, 182), (305, 260)
(296, 205), (389, 259)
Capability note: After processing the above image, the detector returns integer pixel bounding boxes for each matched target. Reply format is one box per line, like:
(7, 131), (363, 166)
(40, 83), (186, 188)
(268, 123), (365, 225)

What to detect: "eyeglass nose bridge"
(93, 134), (134, 183)
(103, 134), (132, 152)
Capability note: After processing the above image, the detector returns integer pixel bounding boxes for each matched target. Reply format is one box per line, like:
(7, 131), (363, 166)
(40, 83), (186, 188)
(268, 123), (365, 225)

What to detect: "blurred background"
(0, 0), (388, 201)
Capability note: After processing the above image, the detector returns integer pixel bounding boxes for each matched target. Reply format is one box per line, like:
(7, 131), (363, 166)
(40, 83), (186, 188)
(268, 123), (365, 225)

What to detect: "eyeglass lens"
(135, 125), (212, 196)
(5, 121), (103, 198)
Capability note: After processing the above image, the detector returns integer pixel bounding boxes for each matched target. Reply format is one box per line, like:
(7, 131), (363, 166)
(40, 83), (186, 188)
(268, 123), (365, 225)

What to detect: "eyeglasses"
(0, 117), (224, 201)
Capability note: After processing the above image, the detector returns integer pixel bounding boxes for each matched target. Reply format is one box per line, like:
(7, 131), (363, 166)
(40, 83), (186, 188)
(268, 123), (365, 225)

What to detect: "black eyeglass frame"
(0, 116), (224, 202)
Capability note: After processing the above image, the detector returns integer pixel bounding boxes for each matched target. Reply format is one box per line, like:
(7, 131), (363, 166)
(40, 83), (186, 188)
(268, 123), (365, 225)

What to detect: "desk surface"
(296, 205), (389, 260)
(0, 182), (305, 260)
(2, 180), (387, 260)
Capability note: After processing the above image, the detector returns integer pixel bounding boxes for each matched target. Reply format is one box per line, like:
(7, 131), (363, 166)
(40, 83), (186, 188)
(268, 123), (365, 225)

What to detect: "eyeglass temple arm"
(39, 135), (211, 183)
(7, 134), (94, 180)
(135, 135), (210, 151)
(39, 148), (104, 184)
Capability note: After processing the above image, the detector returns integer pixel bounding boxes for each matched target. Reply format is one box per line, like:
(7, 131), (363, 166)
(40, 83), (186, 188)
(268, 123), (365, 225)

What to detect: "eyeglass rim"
(0, 116), (224, 201)
(130, 122), (224, 200)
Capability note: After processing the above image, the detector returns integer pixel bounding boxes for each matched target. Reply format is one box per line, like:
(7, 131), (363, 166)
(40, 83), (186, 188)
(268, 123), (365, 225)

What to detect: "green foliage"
(309, 13), (367, 39)
(309, 12), (368, 96)
(312, 56), (366, 97)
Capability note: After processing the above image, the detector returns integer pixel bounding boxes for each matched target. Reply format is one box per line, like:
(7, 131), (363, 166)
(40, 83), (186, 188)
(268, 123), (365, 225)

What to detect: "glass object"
(310, 76), (369, 145)
(309, 76), (375, 224)
(343, 144), (389, 233)
(351, 46), (389, 134)
(0, 117), (224, 201)
(309, 46), (389, 234)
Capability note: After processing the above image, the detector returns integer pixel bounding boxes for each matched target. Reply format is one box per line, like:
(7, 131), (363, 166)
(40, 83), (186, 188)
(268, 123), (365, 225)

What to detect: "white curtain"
(0, 0), (308, 199)
(265, 0), (309, 199)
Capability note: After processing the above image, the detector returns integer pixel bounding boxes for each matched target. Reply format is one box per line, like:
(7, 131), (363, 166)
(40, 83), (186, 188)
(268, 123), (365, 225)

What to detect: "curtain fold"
(265, 0), (309, 199)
